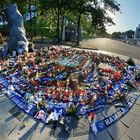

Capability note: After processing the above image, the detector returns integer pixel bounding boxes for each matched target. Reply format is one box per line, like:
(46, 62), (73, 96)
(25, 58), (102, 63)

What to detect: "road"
(81, 38), (140, 60)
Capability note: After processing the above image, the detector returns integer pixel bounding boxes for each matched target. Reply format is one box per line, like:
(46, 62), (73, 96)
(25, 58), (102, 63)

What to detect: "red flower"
(107, 85), (111, 90)
(56, 80), (59, 87)
(119, 63), (123, 69)
(63, 96), (67, 103)
(90, 112), (95, 120)
(134, 80), (136, 86)
(64, 91), (67, 96)
(37, 86), (41, 91)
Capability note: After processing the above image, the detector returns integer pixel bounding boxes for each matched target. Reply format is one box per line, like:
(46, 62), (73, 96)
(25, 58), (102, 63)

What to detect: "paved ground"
(81, 38), (140, 60)
(1, 38), (140, 140)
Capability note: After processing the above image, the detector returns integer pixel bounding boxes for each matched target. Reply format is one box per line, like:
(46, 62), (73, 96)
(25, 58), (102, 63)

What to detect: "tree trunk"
(60, 16), (64, 42)
(56, 8), (60, 43)
(76, 13), (81, 45)
(41, 15), (43, 42)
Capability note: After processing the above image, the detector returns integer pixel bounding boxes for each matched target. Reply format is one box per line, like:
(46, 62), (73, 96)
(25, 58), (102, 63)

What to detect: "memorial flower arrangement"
(0, 45), (139, 134)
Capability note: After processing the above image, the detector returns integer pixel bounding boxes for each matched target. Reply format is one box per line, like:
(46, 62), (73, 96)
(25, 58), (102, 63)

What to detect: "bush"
(127, 58), (135, 66)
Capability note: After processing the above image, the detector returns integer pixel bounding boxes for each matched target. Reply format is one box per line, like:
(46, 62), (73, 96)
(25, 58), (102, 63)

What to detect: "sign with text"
(96, 93), (139, 132)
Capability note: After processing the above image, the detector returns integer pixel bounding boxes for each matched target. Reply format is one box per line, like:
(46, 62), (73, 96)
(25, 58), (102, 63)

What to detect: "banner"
(0, 74), (9, 88)
(11, 96), (28, 111)
(96, 93), (139, 132)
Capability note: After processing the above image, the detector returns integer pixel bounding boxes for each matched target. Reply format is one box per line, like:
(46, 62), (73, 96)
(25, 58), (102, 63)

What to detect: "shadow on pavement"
(19, 121), (39, 140)
(40, 124), (46, 133)
(52, 116), (79, 140)
(5, 115), (15, 122)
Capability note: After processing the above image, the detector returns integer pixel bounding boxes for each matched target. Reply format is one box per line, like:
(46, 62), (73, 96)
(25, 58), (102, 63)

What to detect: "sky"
(106, 0), (140, 34)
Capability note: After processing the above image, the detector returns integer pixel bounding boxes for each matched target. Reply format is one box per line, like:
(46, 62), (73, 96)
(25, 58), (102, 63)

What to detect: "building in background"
(134, 24), (140, 39)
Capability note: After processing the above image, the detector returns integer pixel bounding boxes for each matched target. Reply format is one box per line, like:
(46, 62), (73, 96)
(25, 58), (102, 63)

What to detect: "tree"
(2, 0), (29, 14)
(39, 0), (68, 43)
(111, 30), (135, 39)
(68, 0), (90, 45)
(0, 0), (120, 44)
(124, 30), (135, 38)
(68, 0), (120, 45)
(112, 32), (122, 39)
(90, 0), (120, 35)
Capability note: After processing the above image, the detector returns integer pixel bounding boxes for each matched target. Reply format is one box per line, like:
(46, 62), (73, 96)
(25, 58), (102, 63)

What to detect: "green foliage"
(127, 58), (135, 66)
(81, 32), (92, 40)
(111, 32), (122, 39)
(0, 0), (28, 14)
(112, 30), (135, 39)
(123, 30), (135, 38)
(1, 0), (120, 43)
